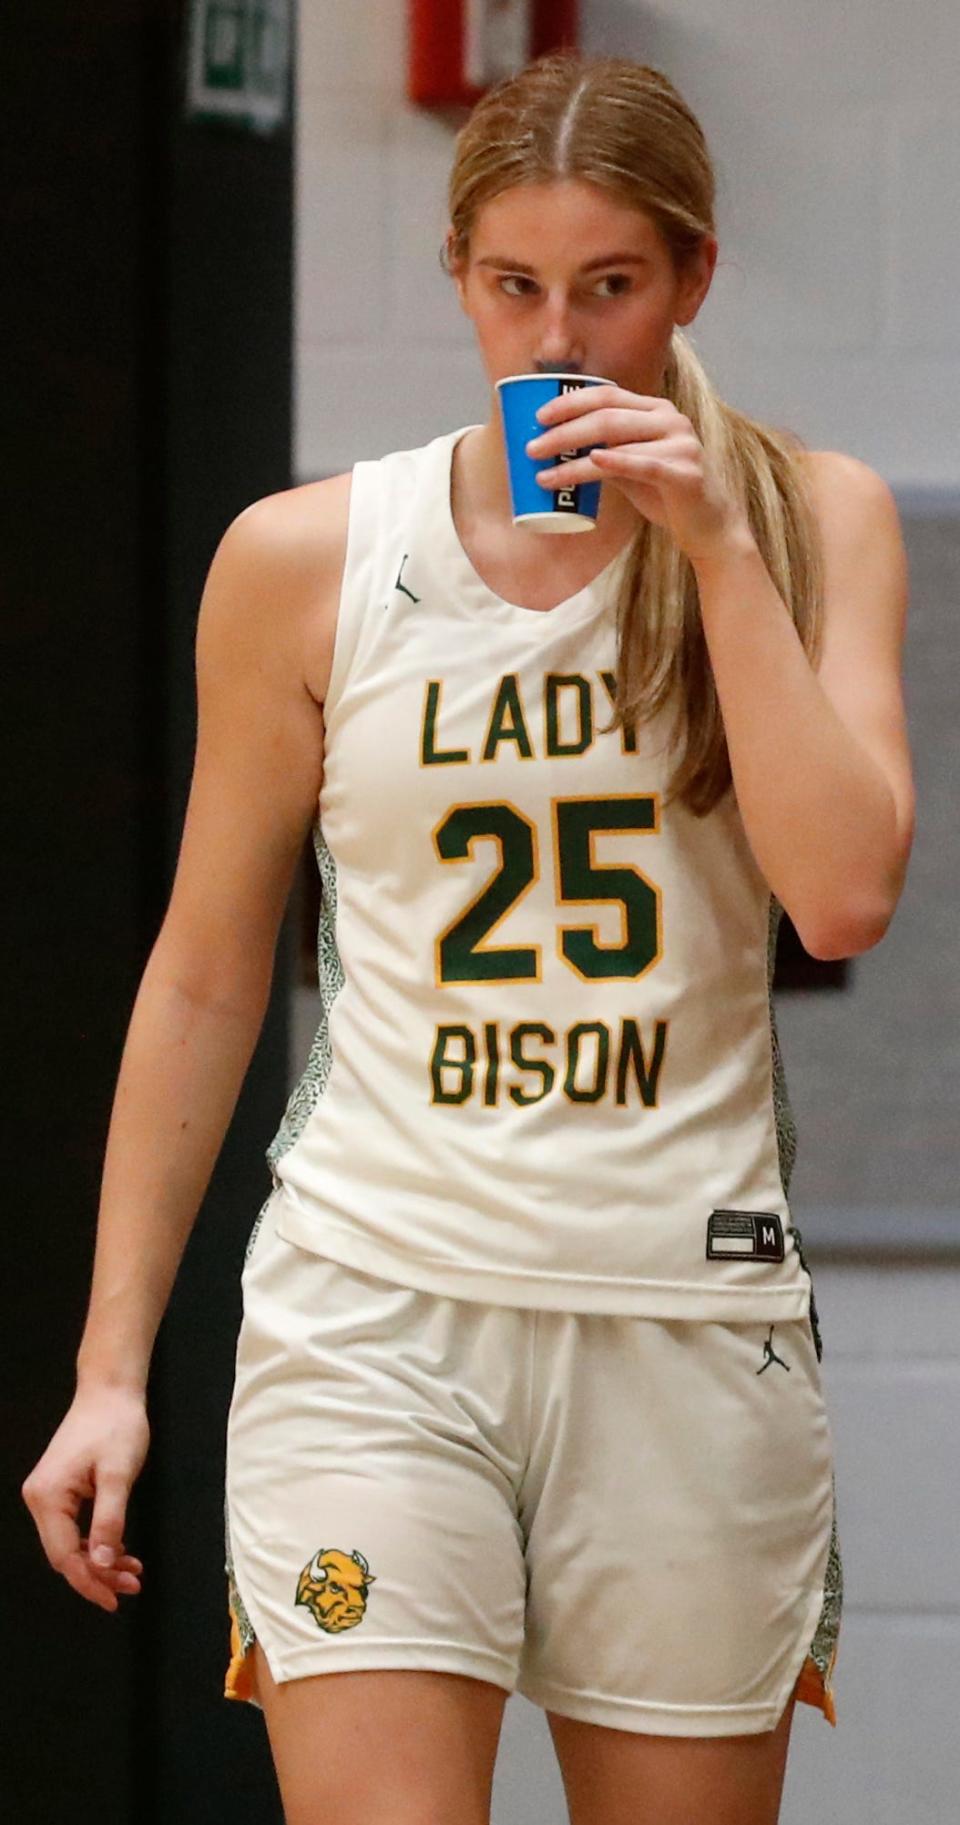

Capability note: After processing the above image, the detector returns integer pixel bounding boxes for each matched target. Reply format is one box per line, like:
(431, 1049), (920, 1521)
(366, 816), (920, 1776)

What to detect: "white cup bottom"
(511, 512), (597, 532)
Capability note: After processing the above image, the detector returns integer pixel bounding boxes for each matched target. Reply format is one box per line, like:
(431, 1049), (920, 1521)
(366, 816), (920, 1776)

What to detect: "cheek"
(470, 297), (497, 330)
(617, 294), (672, 336)
(608, 305), (676, 364)
(472, 303), (526, 356)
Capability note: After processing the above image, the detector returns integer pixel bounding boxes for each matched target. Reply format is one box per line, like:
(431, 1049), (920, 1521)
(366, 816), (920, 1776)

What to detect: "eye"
(496, 273), (633, 298)
(594, 272), (632, 295)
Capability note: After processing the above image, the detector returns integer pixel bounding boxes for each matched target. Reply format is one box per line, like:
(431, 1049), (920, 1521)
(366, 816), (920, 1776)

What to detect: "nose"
(532, 292), (586, 373)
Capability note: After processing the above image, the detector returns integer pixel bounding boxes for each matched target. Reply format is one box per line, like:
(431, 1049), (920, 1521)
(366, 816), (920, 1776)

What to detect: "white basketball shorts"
(223, 1185), (842, 1737)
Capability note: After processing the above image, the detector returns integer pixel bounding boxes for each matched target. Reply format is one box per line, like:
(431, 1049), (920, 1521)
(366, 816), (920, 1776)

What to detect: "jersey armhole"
(322, 456), (381, 725)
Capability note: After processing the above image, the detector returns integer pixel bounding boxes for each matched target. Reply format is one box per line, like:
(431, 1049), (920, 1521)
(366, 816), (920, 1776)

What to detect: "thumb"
(89, 1470), (130, 1566)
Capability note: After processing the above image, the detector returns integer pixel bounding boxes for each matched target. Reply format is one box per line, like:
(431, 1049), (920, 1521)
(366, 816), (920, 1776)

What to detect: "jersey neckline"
(432, 424), (633, 627)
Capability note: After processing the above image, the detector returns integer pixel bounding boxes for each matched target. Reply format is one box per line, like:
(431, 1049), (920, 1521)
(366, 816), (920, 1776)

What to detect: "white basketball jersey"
(265, 424), (814, 1321)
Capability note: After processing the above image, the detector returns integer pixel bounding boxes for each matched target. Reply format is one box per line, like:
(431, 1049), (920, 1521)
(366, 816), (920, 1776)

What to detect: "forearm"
(691, 531), (899, 956)
(75, 952), (270, 1394)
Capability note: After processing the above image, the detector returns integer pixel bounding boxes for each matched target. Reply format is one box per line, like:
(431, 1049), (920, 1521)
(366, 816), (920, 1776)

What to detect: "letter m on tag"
(706, 1210), (785, 1262)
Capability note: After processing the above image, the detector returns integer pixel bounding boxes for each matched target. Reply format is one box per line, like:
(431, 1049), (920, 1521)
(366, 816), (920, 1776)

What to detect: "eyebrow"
(475, 252), (651, 274)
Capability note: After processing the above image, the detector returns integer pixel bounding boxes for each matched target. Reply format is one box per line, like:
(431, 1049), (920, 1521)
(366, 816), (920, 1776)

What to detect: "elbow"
(798, 904), (893, 961)
(792, 823), (913, 962)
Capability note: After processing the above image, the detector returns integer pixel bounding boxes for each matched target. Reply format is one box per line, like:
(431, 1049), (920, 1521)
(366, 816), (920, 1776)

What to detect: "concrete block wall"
(288, 4), (960, 1819)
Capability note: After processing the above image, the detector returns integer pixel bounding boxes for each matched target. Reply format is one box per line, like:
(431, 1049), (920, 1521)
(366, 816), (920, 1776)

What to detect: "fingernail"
(93, 1545), (115, 1567)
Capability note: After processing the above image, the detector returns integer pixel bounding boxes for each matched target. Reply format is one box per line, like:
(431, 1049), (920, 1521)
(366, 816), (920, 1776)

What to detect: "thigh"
(225, 1196), (528, 1702)
(546, 1674), (800, 1825)
(254, 1644), (508, 1825)
(516, 1313), (836, 1738)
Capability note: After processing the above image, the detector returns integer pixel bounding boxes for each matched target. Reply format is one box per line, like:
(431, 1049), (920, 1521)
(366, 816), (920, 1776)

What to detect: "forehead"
(471, 179), (661, 256)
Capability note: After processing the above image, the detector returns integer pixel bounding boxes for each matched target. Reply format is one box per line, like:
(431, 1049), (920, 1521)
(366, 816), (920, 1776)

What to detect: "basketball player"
(23, 51), (915, 1825)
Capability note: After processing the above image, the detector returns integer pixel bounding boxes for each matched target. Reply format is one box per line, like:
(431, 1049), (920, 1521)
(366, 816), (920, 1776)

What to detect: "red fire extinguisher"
(408, 0), (579, 108)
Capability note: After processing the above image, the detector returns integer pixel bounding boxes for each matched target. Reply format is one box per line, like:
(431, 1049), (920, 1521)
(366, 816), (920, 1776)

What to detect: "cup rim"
(494, 371), (615, 389)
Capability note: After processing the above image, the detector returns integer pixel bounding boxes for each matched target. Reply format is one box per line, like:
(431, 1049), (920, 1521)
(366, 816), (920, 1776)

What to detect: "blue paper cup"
(495, 371), (613, 532)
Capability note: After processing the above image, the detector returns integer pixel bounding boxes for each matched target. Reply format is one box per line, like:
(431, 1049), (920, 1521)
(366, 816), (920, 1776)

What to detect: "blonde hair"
(440, 51), (825, 816)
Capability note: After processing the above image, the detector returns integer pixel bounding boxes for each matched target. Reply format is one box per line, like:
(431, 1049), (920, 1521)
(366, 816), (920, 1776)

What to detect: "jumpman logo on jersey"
(756, 1324), (791, 1375)
(385, 553), (419, 606)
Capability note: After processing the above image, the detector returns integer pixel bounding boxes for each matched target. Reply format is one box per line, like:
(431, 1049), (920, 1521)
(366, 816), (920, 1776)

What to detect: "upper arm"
(803, 450), (917, 902)
(154, 477), (349, 1008)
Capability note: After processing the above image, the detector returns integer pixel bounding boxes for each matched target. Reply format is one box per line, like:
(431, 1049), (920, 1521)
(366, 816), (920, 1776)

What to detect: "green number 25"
(433, 796), (661, 984)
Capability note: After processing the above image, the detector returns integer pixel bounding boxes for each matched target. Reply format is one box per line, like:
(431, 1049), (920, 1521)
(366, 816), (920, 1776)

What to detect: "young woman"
(23, 50), (914, 1825)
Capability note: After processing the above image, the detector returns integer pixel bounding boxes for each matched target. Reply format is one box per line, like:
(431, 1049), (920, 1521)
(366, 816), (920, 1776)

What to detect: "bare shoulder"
(796, 447), (901, 521)
(794, 447), (908, 616)
(794, 446), (908, 611)
(221, 470), (353, 706)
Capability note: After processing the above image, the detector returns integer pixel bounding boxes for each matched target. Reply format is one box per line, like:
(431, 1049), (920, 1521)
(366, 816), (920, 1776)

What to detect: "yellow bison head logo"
(295, 1546), (377, 1634)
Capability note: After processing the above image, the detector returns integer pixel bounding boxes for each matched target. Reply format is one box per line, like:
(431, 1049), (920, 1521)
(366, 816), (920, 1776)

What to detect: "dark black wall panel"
(4, 5), (293, 1818)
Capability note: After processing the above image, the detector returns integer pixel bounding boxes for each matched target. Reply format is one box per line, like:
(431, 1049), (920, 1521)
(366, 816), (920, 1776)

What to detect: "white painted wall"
(295, 0), (960, 491)
(289, 5), (960, 1819)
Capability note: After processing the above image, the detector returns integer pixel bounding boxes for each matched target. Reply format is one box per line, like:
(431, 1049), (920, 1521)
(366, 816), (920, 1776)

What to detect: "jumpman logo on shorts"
(385, 553), (420, 606)
(756, 1324), (791, 1375)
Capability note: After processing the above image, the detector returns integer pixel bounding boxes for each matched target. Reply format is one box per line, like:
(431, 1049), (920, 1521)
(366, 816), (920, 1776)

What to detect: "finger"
(79, 1540), (143, 1587)
(61, 1551), (120, 1611)
(27, 1481), (87, 1576)
(64, 1548), (142, 1605)
(87, 1469), (133, 1569)
(526, 425), (603, 458)
(592, 445), (667, 477)
(100, 1569), (141, 1593)
(534, 458), (605, 486)
(535, 386), (658, 425)
(81, 1544), (143, 1572)
(528, 411), (660, 464)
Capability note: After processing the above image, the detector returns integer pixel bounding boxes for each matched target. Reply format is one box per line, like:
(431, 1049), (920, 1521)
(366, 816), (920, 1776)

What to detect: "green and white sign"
(185, 0), (291, 135)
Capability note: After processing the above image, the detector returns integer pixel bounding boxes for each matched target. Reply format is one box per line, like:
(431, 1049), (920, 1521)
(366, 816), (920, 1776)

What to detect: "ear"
(676, 233), (718, 326)
(445, 228), (469, 312)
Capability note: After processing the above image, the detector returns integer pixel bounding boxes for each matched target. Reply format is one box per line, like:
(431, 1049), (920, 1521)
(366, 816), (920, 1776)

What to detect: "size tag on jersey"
(706, 1210), (785, 1262)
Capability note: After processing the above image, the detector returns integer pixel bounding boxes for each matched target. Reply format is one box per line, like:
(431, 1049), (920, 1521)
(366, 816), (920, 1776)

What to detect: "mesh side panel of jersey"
(241, 820), (344, 1267)
(766, 894), (799, 1197)
(227, 822), (344, 1659)
(765, 894), (825, 1362)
